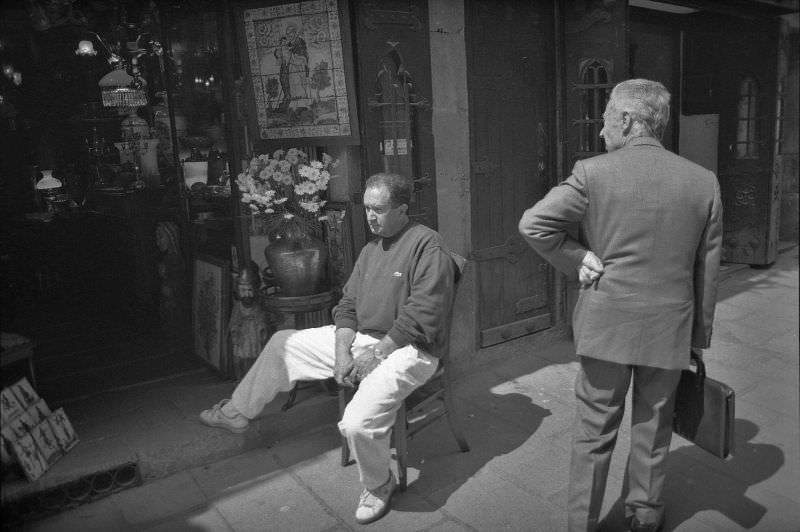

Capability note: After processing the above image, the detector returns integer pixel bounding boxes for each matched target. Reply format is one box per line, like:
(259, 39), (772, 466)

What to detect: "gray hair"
(364, 173), (413, 208)
(609, 79), (671, 140)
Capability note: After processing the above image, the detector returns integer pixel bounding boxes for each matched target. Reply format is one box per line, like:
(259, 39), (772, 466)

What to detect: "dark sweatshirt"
(332, 222), (456, 356)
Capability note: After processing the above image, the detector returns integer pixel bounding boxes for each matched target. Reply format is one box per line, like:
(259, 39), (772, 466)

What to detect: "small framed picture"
(192, 255), (232, 374)
(48, 408), (79, 453)
(7, 417), (27, 441)
(27, 399), (51, 426)
(15, 410), (37, 434)
(10, 377), (39, 408)
(10, 433), (47, 482)
(1, 387), (24, 424)
(31, 420), (62, 467)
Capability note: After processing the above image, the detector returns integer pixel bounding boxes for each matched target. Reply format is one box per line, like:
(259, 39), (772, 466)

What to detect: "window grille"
(573, 60), (614, 159)
(735, 76), (762, 159)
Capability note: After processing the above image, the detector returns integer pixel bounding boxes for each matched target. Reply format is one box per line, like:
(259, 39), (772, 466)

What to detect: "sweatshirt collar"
(381, 220), (415, 249)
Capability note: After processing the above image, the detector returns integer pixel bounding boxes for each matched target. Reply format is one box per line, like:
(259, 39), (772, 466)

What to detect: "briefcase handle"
(689, 350), (707, 382)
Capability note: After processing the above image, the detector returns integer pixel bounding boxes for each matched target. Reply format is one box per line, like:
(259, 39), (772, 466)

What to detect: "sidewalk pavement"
(19, 246), (800, 532)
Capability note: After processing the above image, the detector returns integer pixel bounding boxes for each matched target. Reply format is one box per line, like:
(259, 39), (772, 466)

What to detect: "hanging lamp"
(98, 64), (147, 108)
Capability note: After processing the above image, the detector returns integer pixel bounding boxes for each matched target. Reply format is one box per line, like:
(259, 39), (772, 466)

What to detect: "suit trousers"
(568, 355), (681, 532)
(229, 325), (438, 489)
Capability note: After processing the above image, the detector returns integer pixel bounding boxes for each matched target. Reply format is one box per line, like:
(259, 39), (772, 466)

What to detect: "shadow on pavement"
(391, 345), (572, 513)
(601, 419), (783, 531)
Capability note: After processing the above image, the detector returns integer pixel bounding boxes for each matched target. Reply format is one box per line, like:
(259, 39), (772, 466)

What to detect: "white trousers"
(229, 325), (438, 489)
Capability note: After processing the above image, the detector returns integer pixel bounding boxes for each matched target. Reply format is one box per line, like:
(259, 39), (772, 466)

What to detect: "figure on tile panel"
(519, 79), (723, 532)
(200, 173), (457, 525)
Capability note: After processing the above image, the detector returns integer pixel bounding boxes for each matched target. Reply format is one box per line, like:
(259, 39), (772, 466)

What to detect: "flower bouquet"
(236, 148), (337, 239)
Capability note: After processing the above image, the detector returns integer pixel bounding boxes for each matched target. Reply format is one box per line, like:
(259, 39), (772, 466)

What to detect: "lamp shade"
(36, 170), (62, 190)
(98, 65), (147, 108)
(75, 40), (97, 56)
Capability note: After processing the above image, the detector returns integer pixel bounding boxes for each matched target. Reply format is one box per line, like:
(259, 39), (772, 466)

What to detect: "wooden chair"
(338, 252), (470, 491)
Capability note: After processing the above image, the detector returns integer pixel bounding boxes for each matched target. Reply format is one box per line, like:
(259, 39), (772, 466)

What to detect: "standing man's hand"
(334, 328), (356, 387)
(578, 251), (604, 286)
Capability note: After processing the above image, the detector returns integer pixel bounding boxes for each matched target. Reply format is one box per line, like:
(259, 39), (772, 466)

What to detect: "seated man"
(200, 172), (456, 525)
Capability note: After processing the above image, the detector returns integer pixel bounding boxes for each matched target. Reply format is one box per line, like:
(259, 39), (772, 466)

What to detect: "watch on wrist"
(373, 347), (386, 360)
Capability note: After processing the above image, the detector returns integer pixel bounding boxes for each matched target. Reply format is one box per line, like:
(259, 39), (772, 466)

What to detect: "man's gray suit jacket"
(519, 137), (723, 370)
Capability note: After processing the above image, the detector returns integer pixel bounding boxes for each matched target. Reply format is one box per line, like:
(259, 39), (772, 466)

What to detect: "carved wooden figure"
(228, 261), (271, 379)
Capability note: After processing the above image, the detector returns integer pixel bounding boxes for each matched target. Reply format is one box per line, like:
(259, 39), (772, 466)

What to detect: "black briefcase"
(672, 353), (735, 459)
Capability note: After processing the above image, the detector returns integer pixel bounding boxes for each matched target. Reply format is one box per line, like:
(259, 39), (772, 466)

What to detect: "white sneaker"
(355, 471), (396, 524)
(199, 399), (249, 434)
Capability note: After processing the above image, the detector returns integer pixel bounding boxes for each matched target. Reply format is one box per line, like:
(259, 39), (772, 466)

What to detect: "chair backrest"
(438, 251), (466, 364)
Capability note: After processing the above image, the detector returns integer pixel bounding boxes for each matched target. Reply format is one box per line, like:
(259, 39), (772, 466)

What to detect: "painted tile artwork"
(243, 0), (351, 140)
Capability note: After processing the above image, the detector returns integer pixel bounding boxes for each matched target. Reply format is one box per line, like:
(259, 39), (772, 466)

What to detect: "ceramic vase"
(263, 233), (328, 296)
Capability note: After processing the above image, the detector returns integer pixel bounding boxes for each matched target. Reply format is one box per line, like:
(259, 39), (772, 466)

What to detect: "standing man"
(519, 79), (722, 532)
(200, 172), (456, 525)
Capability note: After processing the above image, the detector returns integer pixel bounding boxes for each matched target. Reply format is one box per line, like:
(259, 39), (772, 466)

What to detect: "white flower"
(299, 200), (321, 213)
(273, 149), (285, 159)
(311, 160), (323, 170)
(298, 164), (317, 179)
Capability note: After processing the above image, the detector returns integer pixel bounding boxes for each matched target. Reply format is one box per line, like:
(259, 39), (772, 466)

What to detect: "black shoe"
(629, 516), (663, 532)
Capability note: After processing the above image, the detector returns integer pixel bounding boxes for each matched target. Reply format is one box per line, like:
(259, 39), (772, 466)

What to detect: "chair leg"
(394, 404), (409, 491)
(338, 388), (352, 466)
(442, 377), (470, 453)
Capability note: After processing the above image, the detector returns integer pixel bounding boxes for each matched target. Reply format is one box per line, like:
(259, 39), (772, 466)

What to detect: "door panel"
(467, 0), (555, 347)
(716, 19), (779, 265)
(354, 0), (437, 229)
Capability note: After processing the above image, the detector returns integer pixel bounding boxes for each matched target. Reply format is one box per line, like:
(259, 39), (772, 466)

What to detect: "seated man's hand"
(334, 327), (356, 387)
(352, 349), (382, 382)
(335, 350), (355, 388)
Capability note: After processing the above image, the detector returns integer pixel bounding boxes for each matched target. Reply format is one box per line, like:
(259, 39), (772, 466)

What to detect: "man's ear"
(621, 112), (634, 136)
(399, 203), (409, 216)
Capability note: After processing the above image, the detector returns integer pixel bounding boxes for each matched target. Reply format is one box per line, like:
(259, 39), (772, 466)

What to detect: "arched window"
(575, 60), (612, 157)
(736, 76), (760, 159)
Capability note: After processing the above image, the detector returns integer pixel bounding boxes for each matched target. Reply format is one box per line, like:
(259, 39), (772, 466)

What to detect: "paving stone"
(423, 517), (477, 532)
(25, 501), (130, 532)
(405, 401), (540, 497)
(738, 380), (799, 419)
(210, 467), (339, 532)
(189, 447), (282, 498)
(426, 465), (564, 532)
(487, 431), (571, 500)
(105, 471), (206, 526)
(139, 506), (233, 531)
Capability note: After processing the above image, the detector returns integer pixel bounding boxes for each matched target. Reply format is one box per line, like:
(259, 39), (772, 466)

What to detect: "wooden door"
(564, 0), (628, 163)
(716, 19), (779, 265)
(354, 0), (437, 229)
(467, 0), (555, 347)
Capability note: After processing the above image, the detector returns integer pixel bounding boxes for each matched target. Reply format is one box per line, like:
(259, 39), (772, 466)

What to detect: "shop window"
(736, 76), (761, 159)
